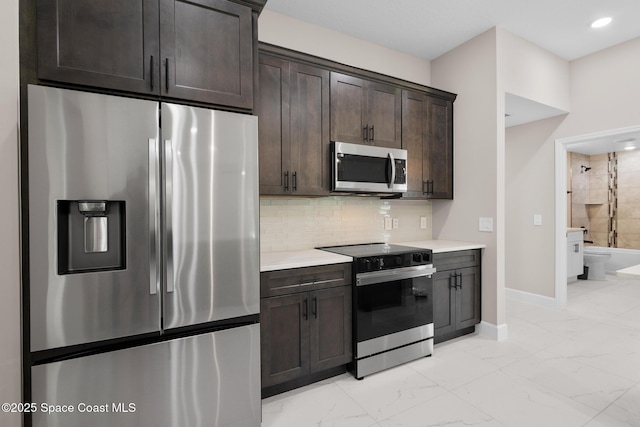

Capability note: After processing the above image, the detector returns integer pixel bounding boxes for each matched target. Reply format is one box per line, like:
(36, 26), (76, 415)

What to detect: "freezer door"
(161, 104), (259, 329)
(32, 324), (261, 427)
(28, 85), (161, 351)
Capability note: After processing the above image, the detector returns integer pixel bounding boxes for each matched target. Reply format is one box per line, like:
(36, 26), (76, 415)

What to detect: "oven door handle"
(356, 265), (436, 286)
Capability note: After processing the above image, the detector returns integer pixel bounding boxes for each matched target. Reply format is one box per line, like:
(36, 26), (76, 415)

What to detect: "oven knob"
(412, 253), (422, 263)
(373, 257), (384, 270)
(394, 255), (403, 266)
(421, 252), (432, 263)
(360, 258), (371, 272)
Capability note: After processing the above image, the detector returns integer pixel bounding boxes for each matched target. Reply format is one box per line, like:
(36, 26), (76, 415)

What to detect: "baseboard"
(477, 321), (508, 341)
(506, 287), (558, 309)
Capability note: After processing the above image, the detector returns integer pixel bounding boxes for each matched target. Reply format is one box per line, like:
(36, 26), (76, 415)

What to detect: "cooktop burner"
(318, 243), (420, 258)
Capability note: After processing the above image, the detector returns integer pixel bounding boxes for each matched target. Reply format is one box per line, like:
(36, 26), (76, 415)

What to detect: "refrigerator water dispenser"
(57, 200), (126, 274)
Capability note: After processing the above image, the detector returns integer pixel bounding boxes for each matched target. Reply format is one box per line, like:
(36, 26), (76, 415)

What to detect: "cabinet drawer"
(261, 263), (352, 298)
(433, 249), (480, 271)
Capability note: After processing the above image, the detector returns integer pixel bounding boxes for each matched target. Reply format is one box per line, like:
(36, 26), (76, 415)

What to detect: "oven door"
(355, 266), (434, 348)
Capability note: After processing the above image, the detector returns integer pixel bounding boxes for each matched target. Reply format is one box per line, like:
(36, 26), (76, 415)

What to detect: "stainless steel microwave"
(331, 141), (407, 194)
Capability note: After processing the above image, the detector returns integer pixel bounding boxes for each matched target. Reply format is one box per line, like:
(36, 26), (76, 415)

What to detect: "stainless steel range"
(319, 243), (436, 379)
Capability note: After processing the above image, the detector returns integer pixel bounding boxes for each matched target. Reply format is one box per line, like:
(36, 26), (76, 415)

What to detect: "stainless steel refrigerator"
(27, 85), (260, 427)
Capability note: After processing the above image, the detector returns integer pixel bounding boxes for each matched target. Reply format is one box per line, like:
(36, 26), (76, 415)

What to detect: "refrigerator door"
(28, 85), (161, 352)
(32, 324), (261, 427)
(161, 104), (259, 329)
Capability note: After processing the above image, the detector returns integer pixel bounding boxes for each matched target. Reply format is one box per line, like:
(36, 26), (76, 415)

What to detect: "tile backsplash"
(260, 196), (432, 252)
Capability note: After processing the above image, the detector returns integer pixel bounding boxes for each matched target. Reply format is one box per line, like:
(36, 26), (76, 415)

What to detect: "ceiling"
(263, 0), (640, 61)
(566, 129), (640, 156)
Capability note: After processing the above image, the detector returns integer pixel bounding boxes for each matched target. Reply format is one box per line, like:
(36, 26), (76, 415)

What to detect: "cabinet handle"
(312, 297), (318, 319)
(449, 273), (456, 289)
(429, 180), (434, 195)
(150, 56), (154, 90)
(165, 58), (169, 91)
(370, 125), (374, 141)
(457, 273), (462, 289)
(422, 181), (428, 194)
(284, 171), (289, 191)
(363, 125), (369, 141)
(292, 171), (297, 191)
(303, 298), (308, 320)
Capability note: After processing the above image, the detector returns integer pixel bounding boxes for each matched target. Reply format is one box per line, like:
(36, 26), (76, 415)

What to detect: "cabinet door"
(455, 266), (481, 330)
(427, 96), (454, 199)
(160, 0), (254, 108)
(37, 0), (160, 94)
(367, 82), (402, 149)
(402, 90), (429, 197)
(260, 294), (310, 387)
(290, 63), (331, 195)
(257, 55), (290, 195)
(330, 73), (366, 144)
(432, 270), (456, 340)
(309, 287), (352, 373)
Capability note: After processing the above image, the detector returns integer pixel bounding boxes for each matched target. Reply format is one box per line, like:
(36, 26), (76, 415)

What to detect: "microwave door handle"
(387, 152), (396, 189)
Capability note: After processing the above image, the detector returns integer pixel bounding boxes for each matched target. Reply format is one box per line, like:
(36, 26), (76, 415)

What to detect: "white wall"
(561, 37), (640, 138)
(500, 29), (571, 300)
(0, 0), (22, 426)
(498, 28), (570, 112)
(258, 10), (431, 86)
(505, 36), (640, 299)
(506, 116), (566, 297)
(431, 28), (505, 330)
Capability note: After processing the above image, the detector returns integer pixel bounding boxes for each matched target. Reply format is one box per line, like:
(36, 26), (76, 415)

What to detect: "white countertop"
(398, 239), (486, 253)
(616, 264), (640, 279)
(261, 249), (353, 272)
(261, 240), (485, 272)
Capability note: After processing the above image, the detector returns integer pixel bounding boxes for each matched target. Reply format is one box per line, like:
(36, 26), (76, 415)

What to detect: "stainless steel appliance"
(27, 85), (260, 427)
(331, 141), (408, 194)
(319, 244), (435, 379)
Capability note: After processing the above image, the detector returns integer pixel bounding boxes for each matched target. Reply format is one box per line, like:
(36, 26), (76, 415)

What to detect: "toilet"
(583, 247), (612, 279)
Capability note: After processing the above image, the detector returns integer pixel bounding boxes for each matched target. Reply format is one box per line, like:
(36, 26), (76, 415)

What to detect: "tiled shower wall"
(570, 149), (640, 249)
(617, 150), (640, 249)
(260, 196), (432, 252)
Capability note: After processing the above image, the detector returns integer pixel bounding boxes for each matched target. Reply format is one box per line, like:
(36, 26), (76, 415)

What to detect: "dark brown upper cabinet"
(37, 0), (255, 109)
(37, 0), (160, 95)
(402, 90), (454, 199)
(159, 0), (254, 108)
(257, 54), (330, 196)
(330, 72), (401, 149)
(427, 96), (454, 199)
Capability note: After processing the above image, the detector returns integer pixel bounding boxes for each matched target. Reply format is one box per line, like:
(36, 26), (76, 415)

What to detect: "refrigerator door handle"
(149, 138), (160, 295)
(164, 139), (175, 294)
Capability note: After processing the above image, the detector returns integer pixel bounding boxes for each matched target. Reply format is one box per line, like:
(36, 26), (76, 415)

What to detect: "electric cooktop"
(318, 243), (422, 258)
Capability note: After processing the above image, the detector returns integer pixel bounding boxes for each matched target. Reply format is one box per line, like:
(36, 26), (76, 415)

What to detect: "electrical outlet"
(384, 217), (393, 230)
(392, 218), (399, 229)
(420, 216), (427, 229)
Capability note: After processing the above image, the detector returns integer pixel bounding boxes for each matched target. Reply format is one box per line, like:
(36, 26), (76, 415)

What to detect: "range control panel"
(356, 251), (432, 273)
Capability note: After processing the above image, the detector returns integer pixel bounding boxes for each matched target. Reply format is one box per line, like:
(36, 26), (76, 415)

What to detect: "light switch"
(392, 218), (399, 229)
(479, 217), (494, 232)
(533, 214), (543, 226)
(384, 217), (393, 230)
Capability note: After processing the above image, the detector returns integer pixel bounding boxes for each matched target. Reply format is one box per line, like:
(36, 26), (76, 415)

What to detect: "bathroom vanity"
(567, 229), (584, 279)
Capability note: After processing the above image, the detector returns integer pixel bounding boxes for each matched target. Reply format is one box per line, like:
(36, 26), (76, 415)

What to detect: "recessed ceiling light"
(591, 17), (612, 28)
(624, 145), (636, 150)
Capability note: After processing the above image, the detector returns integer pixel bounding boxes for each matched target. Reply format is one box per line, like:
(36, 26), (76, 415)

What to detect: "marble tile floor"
(261, 275), (640, 427)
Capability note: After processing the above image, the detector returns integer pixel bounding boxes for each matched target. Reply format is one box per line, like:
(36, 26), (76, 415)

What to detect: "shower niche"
(57, 200), (126, 274)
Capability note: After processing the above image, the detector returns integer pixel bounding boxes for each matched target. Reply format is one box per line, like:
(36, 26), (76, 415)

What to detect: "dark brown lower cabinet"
(260, 263), (352, 396)
(433, 250), (481, 343)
